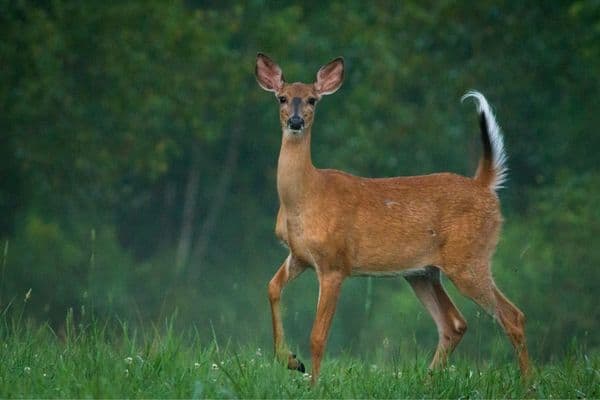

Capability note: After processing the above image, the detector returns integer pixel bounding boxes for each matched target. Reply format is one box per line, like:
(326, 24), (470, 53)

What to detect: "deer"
(255, 53), (530, 385)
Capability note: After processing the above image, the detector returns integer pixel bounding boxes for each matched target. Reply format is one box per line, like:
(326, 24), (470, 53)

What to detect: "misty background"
(1, 1), (598, 363)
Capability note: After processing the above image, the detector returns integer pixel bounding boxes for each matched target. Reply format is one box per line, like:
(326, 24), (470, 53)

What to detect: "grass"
(0, 315), (598, 399)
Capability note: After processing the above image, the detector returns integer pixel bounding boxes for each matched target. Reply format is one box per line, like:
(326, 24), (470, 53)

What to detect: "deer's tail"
(462, 90), (508, 191)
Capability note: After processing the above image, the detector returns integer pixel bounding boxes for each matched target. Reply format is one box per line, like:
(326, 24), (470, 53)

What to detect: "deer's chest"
(275, 205), (334, 262)
(275, 207), (304, 249)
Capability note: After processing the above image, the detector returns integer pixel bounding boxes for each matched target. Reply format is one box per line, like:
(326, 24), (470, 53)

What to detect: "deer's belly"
(350, 266), (429, 277)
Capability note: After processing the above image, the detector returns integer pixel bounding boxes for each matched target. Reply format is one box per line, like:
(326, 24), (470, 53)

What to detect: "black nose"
(287, 116), (304, 130)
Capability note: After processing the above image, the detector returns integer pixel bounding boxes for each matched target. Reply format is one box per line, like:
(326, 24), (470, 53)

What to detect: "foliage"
(0, 0), (599, 368)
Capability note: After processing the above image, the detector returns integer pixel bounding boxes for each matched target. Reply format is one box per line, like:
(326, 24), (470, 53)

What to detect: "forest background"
(1, 0), (598, 363)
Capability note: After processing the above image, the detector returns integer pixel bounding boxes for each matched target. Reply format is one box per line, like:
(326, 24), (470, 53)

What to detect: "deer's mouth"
(285, 123), (305, 135)
(287, 127), (304, 135)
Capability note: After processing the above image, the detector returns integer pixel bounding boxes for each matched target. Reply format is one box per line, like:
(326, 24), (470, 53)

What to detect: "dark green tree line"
(0, 0), (598, 359)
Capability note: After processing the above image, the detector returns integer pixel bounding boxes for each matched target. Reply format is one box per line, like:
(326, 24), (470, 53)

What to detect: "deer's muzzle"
(287, 115), (304, 131)
(287, 97), (305, 131)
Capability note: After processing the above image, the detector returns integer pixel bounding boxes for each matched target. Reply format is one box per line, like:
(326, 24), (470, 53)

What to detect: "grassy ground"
(1, 316), (598, 399)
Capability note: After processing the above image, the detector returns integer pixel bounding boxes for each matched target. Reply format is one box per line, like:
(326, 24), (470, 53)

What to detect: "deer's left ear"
(315, 57), (344, 96)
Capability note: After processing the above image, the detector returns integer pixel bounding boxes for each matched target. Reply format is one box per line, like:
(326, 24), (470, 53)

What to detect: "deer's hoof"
(287, 353), (305, 373)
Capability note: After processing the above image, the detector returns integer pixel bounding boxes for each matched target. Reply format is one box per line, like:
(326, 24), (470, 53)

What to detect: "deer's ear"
(315, 57), (344, 95)
(256, 53), (284, 92)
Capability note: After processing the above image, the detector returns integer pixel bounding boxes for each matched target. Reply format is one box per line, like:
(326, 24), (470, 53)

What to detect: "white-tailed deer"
(256, 53), (530, 384)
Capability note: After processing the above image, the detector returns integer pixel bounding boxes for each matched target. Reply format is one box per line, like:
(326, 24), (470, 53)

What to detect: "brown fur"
(256, 53), (530, 384)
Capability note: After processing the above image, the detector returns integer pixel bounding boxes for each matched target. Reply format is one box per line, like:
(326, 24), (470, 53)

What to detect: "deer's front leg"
(310, 270), (345, 384)
(268, 254), (307, 372)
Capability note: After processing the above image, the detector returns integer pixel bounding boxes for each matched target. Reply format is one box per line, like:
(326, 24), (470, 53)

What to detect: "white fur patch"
(384, 200), (400, 208)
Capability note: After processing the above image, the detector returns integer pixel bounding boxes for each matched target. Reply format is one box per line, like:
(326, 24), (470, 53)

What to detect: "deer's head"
(256, 53), (344, 136)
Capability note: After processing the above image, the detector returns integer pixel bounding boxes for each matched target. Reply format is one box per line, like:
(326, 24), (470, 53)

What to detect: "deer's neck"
(277, 130), (317, 209)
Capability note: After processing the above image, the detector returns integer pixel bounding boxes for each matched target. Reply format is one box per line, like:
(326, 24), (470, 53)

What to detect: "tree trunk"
(189, 125), (242, 278)
(175, 145), (201, 271)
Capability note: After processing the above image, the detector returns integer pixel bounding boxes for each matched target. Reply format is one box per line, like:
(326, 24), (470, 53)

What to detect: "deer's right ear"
(256, 53), (284, 93)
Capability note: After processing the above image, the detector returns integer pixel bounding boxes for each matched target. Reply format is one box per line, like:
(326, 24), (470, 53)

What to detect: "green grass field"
(1, 315), (597, 399)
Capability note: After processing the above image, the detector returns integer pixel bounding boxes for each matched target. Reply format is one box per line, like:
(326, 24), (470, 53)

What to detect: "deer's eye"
(307, 97), (317, 106)
(278, 96), (287, 104)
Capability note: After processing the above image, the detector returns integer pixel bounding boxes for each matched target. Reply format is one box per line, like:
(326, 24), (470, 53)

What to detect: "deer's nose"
(287, 116), (304, 131)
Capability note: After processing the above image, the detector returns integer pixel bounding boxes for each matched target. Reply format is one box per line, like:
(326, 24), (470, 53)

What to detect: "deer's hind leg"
(405, 267), (467, 369)
(268, 254), (307, 372)
(492, 284), (530, 375)
(443, 261), (530, 376)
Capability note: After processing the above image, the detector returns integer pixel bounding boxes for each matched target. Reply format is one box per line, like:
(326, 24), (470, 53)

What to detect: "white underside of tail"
(462, 90), (508, 191)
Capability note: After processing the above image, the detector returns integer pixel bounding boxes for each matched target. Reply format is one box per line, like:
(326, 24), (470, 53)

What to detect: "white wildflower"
(124, 368), (129, 377)
(255, 348), (263, 357)
(124, 356), (133, 365)
(211, 363), (219, 370)
(194, 362), (201, 369)
(24, 366), (31, 374)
